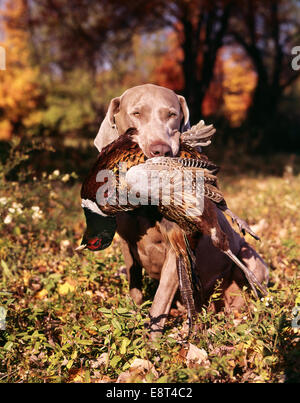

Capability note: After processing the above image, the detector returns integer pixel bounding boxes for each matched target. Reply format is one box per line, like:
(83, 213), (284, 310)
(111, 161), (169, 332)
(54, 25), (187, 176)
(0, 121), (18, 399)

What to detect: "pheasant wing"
(180, 120), (216, 148)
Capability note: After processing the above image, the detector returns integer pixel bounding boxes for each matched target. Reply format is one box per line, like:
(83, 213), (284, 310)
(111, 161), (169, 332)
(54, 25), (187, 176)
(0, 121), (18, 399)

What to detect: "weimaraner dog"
(94, 83), (269, 336)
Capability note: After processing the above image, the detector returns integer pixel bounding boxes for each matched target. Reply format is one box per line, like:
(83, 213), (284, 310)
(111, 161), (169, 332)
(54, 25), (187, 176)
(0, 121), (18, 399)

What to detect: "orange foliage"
(0, 0), (41, 140)
(221, 47), (257, 126)
(203, 46), (257, 126)
(152, 23), (256, 127)
(202, 50), (224, 117)
(152, 30), (184, 92)
(153, 30), (256, 127)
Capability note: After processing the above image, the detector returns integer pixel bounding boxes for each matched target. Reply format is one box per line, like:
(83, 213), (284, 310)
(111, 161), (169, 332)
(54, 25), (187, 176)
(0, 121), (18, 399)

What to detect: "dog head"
(94, 84), (190, 158)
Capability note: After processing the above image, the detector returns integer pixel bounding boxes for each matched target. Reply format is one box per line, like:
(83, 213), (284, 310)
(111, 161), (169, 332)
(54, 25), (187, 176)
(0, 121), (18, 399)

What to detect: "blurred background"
(0, 0), (300, 177)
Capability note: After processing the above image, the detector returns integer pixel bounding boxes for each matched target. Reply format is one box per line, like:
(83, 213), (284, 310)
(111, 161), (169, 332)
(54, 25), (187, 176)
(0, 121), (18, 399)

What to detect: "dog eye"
(132, 111), (140, 117)
(168, 112), (177, 118)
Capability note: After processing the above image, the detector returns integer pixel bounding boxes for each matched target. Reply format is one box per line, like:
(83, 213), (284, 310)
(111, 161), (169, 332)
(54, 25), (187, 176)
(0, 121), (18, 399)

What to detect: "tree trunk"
(180, 3), (232, 124)
(181, 16), (199, 124)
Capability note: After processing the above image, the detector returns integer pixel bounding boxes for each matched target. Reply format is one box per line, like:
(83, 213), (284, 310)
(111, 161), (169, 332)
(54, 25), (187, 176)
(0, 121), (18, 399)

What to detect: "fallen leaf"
(67, 368), (88, 383)
(116, 358), (158, 383)
(186, 343), (210, 368)
(23, 270), (30, 287)
(116, 370), (135, 383)
(35, 289), (48, 300)
(90, 353), (109, 369)
(129, 358), (158, 377)
(93, 374), (113, 383)
(58, 278), (76, 295)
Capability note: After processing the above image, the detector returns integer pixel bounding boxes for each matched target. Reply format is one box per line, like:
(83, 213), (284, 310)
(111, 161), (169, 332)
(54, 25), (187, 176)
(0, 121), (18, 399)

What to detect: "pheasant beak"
(75, 243), (87, 252)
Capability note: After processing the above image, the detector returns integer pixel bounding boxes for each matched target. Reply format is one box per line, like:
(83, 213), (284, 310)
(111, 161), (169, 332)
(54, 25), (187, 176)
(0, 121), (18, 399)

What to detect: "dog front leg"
(148, 248), (178, 339)
(119, 238), (143, 305)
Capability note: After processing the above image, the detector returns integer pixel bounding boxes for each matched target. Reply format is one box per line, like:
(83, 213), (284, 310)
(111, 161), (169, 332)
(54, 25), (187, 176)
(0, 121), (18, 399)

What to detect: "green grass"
(0, 143), (299, 383)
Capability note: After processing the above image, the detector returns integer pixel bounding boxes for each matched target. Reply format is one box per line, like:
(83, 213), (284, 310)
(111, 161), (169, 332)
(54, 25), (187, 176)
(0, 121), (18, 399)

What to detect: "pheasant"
(80, 121), (257, 240)
(78, 122), (267, 329)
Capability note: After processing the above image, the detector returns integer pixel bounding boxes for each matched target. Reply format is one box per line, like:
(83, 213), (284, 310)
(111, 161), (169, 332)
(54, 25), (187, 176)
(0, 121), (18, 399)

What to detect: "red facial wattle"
(87, 237), (102, 250)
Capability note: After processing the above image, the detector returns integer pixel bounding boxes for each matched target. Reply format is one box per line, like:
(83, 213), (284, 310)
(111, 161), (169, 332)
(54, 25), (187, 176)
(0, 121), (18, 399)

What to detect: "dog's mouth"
(124, 127), (180, 160)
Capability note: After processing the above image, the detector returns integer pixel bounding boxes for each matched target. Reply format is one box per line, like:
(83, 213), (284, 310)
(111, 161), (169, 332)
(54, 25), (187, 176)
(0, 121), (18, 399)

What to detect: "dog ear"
(94, 97), (121, 152)
(177, 95), (190, 132)
(107, 97), (121, 127)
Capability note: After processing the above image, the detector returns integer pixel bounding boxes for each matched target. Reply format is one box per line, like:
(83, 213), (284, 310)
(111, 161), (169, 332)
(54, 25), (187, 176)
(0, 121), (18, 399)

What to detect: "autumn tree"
(216, 46), (257, 127)
(176, 0), (233, 122)
(228, 0), (300, 148)
(152, 28), (184, 92)
(22, 0), (300, 149)
(26, 0), (234, 124)
(0, 0), (41, 140)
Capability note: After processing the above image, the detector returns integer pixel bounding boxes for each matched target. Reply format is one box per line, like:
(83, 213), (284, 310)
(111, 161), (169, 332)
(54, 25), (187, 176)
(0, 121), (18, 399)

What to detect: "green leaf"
(110, 355), (121, 368)
(120, 337), (131, 355)
(13, 226), (21, 236)
(116, 307), (129, 314)
(4, 341), (13, 351)
(76, 339), (93, 345)
(71, 350), (78, 360)
(112, 318), (122, 331)
(84, 370), (91, 383)
(1, 260), (11, 279)
(98, 307), (112, 315)
(157, 375), (170, 383)
(122, 362), (130, 371)
(98, 324), (110, 333)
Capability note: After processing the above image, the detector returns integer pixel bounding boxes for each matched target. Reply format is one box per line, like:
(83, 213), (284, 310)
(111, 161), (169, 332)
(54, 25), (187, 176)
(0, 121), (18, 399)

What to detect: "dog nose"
(150, 143), (172, 157)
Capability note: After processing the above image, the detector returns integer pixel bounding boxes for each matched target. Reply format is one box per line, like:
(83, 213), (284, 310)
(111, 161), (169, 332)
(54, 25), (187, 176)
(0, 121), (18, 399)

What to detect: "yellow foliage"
(58, 279), (77, 296)
(0, 119), (12, 140)
(0, 0), (41, 139)
(221, 46), (257, 126)
(35, 289), (48, 300)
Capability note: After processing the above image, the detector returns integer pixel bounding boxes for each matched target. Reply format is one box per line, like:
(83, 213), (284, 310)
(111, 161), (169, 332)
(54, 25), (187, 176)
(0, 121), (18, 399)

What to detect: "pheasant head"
(76, 208), (117, 251)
